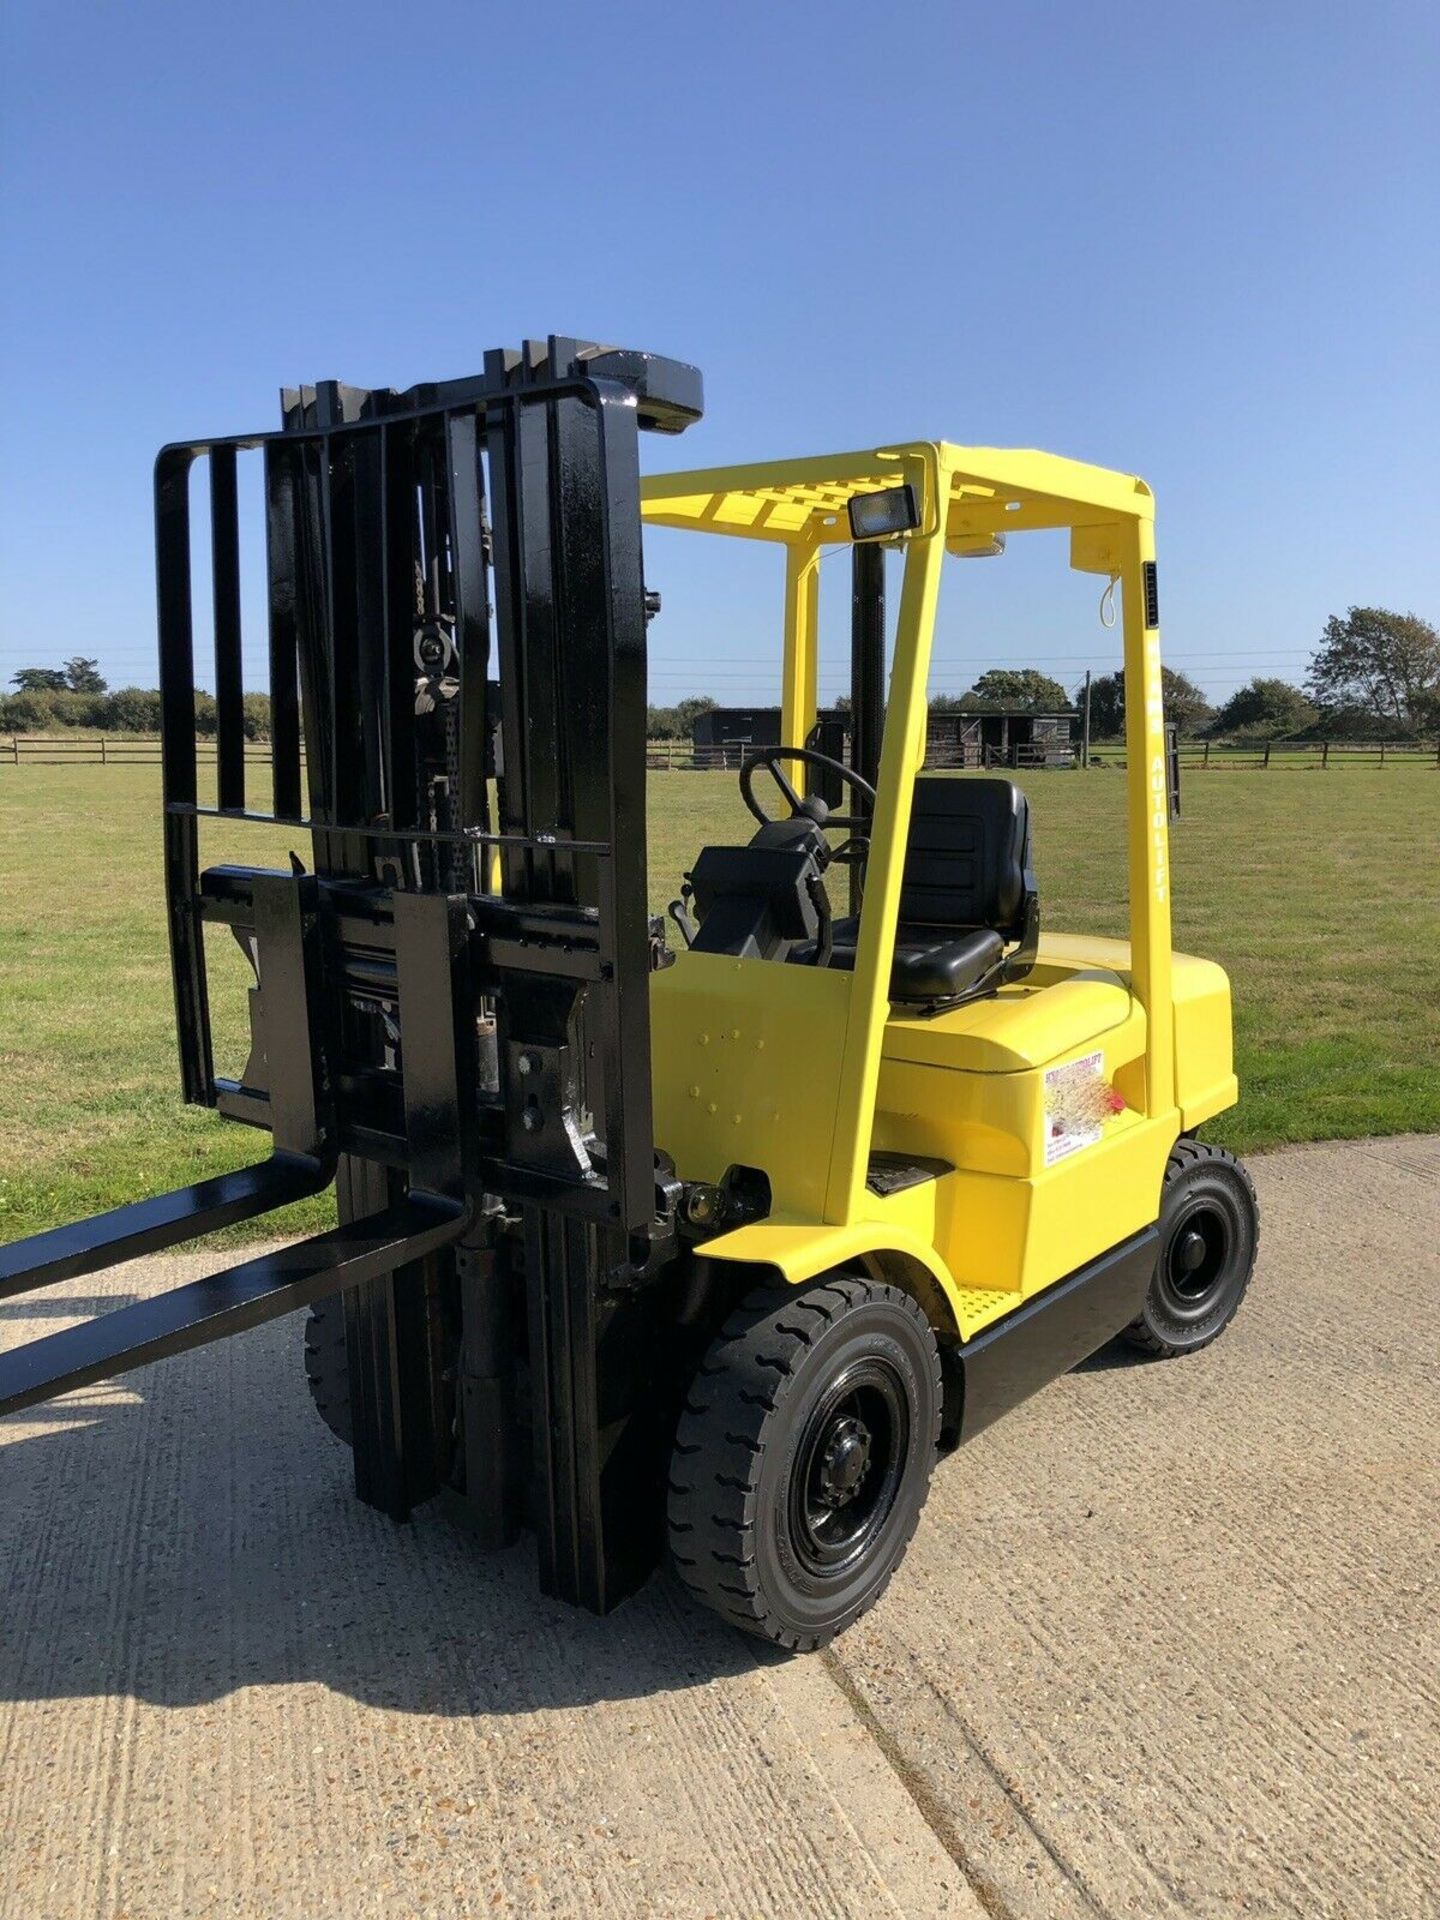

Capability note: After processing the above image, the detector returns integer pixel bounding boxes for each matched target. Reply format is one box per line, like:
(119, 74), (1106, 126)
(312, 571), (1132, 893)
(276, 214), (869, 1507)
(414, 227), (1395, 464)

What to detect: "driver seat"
(822, 776), (1039, 1009)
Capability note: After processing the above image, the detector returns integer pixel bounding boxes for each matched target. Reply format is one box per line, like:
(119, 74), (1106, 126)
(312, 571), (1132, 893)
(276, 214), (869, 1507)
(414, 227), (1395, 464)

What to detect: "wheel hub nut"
(1175, 1227), (1207, 1273)
(818, 1416), (872, 1506)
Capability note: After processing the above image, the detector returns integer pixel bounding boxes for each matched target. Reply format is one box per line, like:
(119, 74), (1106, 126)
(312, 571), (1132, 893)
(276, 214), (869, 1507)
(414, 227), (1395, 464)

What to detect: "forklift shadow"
(0, 1292), (140, 1318)
(0, 1320), (771, 1716)
(1070, 1337), (1155, 1374)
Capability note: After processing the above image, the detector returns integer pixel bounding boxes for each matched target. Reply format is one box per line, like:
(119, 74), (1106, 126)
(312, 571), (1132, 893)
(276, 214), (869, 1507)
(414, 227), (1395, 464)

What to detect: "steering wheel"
(739, 746), (876, 832)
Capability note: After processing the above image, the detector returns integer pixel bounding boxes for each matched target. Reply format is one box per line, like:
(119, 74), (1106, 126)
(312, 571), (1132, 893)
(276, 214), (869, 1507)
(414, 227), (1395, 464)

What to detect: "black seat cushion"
(813, 921), (1004, 1002)
(890, 926), (1004, 1001)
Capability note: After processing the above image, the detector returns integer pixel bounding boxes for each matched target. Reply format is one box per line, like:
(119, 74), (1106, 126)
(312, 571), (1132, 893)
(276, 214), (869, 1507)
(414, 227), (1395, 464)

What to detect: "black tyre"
(668, 1275), (941, 1651)
(303, 1297), (352, 1445)
(1122, 1139), (1259, 1357)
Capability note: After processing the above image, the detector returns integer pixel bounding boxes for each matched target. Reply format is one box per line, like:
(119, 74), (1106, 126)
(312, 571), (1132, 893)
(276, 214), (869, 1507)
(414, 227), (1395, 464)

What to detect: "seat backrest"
(897, 776), (1032, 937)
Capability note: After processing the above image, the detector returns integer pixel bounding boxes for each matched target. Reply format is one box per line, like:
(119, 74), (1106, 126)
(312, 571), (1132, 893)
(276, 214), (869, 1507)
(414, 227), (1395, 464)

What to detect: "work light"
(948, 531), (1007, 559)
(847, 483), (920, 541)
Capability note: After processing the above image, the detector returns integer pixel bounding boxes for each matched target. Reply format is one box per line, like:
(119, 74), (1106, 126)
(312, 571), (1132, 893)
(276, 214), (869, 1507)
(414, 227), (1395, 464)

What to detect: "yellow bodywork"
(641, 442), (1237, 1343)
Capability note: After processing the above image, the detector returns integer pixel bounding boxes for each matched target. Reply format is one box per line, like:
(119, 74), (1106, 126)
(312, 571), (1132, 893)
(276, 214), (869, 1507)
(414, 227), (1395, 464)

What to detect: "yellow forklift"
(643, 442), (1257, 1645)
(0, 343), (1256, 1652)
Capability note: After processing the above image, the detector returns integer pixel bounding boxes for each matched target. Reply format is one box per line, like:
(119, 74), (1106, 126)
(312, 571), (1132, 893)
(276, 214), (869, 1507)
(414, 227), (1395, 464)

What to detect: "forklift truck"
(0, 338), (1258, 1649)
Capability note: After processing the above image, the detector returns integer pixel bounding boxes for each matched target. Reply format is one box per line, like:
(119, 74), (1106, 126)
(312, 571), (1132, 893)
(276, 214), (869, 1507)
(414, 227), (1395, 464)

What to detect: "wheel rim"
(789, 1360), (909, 1580)
(1157, 1196), (1237, 1320)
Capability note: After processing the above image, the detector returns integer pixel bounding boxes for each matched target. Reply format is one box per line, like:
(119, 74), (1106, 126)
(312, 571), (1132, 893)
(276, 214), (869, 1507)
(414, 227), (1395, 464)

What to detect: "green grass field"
(2, 762), (1436, 1245)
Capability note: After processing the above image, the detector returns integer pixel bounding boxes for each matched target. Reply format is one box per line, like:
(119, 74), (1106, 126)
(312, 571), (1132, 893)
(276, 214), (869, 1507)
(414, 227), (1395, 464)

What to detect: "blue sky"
(1, 0), (1436, 710)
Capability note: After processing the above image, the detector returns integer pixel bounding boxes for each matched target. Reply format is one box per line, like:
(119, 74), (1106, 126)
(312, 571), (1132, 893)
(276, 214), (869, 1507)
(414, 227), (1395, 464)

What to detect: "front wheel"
(668, 1275), (941, 1651)
(1122, 1139), (1259, 1357)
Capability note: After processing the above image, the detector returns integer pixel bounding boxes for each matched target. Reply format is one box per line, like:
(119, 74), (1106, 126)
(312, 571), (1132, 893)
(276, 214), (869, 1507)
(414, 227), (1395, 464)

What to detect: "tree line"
(648, 611), (1438, 742)
(5, 609), (1437, 741)
(2, 658), (272, 738)
(1085, 605), (1440, 739)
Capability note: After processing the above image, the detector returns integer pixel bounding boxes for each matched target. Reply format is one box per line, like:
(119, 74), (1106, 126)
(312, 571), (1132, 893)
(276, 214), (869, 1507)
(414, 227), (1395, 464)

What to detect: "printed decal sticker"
(1043, 1049), (1122, 1166)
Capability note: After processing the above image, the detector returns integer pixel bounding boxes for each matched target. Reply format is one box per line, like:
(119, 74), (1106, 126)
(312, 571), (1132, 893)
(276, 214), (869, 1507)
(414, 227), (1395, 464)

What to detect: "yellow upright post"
(780, 539), (820, 758)
(1120, 513), (1175, 1116)
(824, 495), (947, 1222)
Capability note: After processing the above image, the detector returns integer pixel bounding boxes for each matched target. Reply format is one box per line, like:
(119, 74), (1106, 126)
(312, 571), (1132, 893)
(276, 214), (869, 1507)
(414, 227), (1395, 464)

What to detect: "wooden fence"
(2, 735), (273, 768)
(1092, 739), (1439, 771)
(6, 733), (1437, 773)
(644, 738), (1439, 772)
(651, 739), (1078, 772)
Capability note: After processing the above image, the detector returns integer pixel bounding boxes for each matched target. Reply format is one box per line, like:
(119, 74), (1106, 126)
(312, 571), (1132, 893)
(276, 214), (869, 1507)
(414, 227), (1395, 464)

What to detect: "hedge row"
(0, 689), (273, 737)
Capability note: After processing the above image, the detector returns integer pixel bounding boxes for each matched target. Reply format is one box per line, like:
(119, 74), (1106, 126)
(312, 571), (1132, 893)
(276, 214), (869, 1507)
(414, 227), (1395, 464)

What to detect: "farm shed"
(925, 708), (1077, 768)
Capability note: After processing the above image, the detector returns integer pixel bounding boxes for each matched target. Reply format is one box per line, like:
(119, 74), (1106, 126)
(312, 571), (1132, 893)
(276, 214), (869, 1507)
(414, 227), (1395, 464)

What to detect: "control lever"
(667, 885), (698, 949)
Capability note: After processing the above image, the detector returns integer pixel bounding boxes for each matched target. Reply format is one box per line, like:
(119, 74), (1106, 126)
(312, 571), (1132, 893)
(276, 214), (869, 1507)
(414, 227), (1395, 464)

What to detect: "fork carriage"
(2, 341), (707, 1608)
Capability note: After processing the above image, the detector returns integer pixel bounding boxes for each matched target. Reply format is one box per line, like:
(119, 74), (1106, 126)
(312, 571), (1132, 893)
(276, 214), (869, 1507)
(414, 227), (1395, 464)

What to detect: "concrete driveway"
(1, 1135), (1436, 1919)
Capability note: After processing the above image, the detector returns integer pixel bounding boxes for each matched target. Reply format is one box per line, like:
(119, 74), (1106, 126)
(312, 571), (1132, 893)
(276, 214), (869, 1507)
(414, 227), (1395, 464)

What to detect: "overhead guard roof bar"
(640, 443), (1154, 544)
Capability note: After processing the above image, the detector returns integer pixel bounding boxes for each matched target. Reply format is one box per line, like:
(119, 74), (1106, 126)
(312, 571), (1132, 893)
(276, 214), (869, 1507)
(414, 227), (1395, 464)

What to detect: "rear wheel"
(668, 1275), (941, 1651)
(1122, 1139), (1259, 1357)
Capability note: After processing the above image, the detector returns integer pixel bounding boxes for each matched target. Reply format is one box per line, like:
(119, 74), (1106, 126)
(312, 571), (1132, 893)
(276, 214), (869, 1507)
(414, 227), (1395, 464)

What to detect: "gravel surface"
(1, 1135), (1436, 1919)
